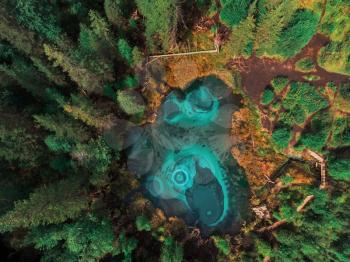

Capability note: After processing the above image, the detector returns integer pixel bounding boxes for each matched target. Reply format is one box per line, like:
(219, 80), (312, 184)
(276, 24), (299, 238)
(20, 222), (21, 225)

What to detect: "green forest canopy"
(0, 0), (349, 261)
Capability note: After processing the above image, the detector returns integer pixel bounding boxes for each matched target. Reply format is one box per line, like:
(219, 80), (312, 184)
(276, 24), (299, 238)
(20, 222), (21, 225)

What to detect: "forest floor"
(228, 33), (350, 138)
(227, 33), (350, 103)
(142, 29), (350, 190)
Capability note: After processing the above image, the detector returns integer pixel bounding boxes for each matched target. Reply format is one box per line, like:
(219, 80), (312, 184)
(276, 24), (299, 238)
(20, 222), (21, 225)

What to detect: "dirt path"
(227, 34), (350, 103)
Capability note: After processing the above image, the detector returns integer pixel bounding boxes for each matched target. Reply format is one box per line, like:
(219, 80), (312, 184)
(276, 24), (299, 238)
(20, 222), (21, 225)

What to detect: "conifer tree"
(0, 177), (89, 232)
(25, 214), (117, 261)
(136, 0), (179, 51)
(43, 44), (104, 94)
(71, 137), (113, 186)
(104, 0), (130, 28)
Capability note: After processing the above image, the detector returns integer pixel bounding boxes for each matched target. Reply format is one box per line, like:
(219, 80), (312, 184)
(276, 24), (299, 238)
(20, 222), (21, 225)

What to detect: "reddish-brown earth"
(227, 34), (350, 103)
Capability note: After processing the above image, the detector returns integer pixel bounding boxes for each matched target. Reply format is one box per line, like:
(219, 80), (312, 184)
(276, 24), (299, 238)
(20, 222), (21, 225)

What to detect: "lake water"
(126, 75), (249, 235)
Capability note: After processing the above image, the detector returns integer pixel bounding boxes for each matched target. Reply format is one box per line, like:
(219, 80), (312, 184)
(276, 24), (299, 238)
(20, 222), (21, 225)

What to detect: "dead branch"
(252, 205), (271, 220)
(257, 195), (315, 233)
(296, 195), (315, 213)
(306, 149), (327, 189)
(263, 257), (271, 262)
(257, 219), (287, 233)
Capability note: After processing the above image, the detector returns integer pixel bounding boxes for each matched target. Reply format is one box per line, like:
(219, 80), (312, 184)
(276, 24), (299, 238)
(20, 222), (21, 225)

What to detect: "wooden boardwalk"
(147, 38), (219, 65)
(149, 47), (218, 59)
(306, 149), (327, 189)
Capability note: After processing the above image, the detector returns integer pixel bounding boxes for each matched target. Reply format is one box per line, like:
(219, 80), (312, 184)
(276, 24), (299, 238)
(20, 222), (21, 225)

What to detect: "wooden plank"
(306, 149), (327, 189)
(296, 195), (315, 212)
(149, 48), (218, 59)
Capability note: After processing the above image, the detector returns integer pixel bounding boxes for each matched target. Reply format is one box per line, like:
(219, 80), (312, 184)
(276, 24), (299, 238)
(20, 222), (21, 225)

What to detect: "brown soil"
(231, 107), (286, 187)
(227, 34), (350, 103)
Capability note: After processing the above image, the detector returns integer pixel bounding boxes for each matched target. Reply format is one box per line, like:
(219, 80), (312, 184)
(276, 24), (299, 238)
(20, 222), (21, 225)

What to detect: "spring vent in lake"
(125, 76), (249, 234)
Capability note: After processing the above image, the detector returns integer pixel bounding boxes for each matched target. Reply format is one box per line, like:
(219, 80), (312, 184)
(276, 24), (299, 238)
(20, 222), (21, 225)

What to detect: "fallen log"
(296, 195), (315, 212)
(257, 195), (315, 232)
(257, 219), (287, 233)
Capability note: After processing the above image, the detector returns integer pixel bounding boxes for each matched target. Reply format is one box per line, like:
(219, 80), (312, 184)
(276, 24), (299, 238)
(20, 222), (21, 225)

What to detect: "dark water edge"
(124, 75), (250, 236)
(0, 238), (40, 262)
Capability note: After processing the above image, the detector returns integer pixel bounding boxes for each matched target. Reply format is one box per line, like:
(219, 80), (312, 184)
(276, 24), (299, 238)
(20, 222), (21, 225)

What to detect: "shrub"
(272, 126), (292, 149)
(117, 90), (145, 115)
(328, 157), (350, 181)
(117, 75), (139, 89)
(135, 215), (151, 232)
(279, 105), (306, 126)
(281, 175), (294, 186)
(212, 236), (231, 256)
(295, 57), (315, 72)
(271, 76), (289, 93)
(328, 116), (350, 148)
(118, 232), (138, 261)
(318, 41), (350, 76)
(261, 88), (275, 105)
(282, 82), (329, 115)
(160, 237), (183, 262)
(118, 38), (133, 65)
(271, 100), (282, 111)
(303, 75), (321, 81)
(339, 82), (350, 101)
(296, 110), (332, 152)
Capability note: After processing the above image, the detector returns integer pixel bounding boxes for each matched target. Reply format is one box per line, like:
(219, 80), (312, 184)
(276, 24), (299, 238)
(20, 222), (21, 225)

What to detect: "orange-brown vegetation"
(142, 54), (233, 122)
(231, 107), (286, 188)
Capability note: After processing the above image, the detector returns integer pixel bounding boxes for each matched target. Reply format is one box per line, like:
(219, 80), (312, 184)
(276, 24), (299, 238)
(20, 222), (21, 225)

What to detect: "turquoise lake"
(126, 76), (249, 234)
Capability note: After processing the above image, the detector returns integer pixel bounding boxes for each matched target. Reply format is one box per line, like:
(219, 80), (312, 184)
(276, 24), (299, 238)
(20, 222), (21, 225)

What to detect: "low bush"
(318, 41), (350, 76)
(302, 75), (321, 81)
(279, 105), (306, 126)
(271, 76), (289, 93)
(339, 82), (350, 101)
(295, 57), (315, 72)
(282, 82), (329, 115)
(296, 110), (332, 152)
(272, 126), (292, 149)
(328, 156), (350, 181)
(328, 116), (350, 148)
(261, 87), (275, 105)
(117, 90), (145, 115)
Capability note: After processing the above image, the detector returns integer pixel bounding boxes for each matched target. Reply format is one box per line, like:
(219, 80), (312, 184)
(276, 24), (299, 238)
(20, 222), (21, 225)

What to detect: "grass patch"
(302, 74), (320, 81)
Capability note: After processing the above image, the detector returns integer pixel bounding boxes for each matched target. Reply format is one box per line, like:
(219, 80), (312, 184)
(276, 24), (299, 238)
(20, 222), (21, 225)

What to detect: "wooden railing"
(306, 149), (327, 189)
